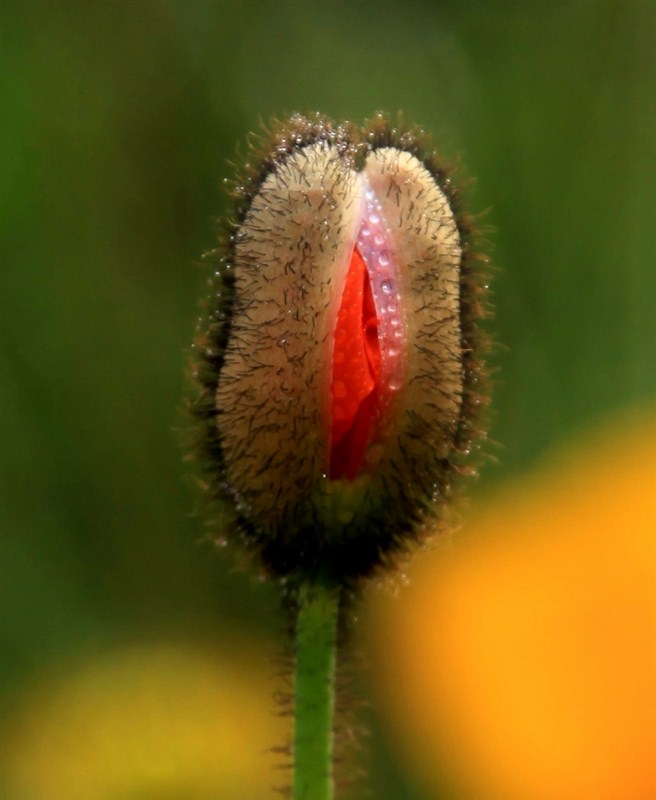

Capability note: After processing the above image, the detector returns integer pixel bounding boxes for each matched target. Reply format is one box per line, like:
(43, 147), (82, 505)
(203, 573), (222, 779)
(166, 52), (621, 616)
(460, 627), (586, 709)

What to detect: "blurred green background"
(2, 1), (655, 798)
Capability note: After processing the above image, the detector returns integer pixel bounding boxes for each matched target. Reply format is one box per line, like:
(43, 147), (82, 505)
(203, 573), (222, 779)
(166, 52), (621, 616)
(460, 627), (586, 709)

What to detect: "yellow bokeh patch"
(3, 642), (287, 799)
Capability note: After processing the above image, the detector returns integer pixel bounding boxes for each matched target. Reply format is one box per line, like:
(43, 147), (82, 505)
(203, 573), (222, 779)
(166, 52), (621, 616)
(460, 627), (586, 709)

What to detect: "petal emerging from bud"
(329, 245), (382, 481)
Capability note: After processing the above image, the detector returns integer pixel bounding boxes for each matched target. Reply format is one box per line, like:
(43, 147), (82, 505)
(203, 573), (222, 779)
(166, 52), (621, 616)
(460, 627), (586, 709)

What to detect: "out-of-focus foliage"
(2, 1), (654, 798)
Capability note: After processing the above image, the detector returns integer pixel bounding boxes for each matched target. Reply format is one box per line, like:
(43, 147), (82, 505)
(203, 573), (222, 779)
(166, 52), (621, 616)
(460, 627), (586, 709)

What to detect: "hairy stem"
(293, 581), (341, 800)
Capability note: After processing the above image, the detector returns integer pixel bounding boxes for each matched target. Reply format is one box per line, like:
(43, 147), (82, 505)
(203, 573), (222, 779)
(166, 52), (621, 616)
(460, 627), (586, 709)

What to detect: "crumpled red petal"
(330, 246), (381, 480)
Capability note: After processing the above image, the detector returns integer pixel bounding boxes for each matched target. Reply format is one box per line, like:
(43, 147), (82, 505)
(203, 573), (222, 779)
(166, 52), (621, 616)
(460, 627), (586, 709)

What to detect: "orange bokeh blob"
(368, 411), (656, 800)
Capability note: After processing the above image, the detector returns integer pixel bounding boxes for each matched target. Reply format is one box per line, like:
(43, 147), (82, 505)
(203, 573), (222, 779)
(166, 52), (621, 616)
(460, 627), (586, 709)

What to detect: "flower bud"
(191, 113), (489, 584)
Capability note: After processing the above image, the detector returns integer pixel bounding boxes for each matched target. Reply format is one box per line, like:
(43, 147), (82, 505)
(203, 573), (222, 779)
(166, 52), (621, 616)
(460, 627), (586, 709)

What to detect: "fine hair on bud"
(190, 112), (491, 587)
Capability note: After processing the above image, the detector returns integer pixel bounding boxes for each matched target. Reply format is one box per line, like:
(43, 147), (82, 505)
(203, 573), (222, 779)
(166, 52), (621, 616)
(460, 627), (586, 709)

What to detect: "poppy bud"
(191, 113), (489, 585)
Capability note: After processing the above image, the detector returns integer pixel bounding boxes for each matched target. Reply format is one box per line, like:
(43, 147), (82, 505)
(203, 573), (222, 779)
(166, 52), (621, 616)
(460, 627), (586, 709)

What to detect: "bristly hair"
(186, 111), (492, 590)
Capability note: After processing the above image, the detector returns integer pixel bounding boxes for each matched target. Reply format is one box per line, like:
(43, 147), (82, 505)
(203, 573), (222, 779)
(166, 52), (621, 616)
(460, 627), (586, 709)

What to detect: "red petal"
(330, 247), (381, 479)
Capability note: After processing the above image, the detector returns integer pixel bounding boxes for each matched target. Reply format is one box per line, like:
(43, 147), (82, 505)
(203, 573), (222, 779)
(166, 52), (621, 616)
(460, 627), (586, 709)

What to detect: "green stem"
(293, 580), (341, 800)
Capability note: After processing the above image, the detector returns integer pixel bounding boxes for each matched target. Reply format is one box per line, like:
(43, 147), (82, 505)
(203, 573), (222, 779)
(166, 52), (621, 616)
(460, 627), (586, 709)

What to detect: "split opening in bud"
(329, 185), (406, 481)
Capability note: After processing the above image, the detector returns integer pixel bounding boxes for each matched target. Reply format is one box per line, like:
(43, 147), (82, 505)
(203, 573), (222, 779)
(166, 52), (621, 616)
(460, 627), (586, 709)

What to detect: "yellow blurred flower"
(367, 409), (656, 800)
(2, 642), (288, 799)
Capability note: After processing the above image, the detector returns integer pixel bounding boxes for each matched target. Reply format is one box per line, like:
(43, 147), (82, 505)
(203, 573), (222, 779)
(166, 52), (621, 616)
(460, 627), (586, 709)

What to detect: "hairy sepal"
(190, 113), (491, 586)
